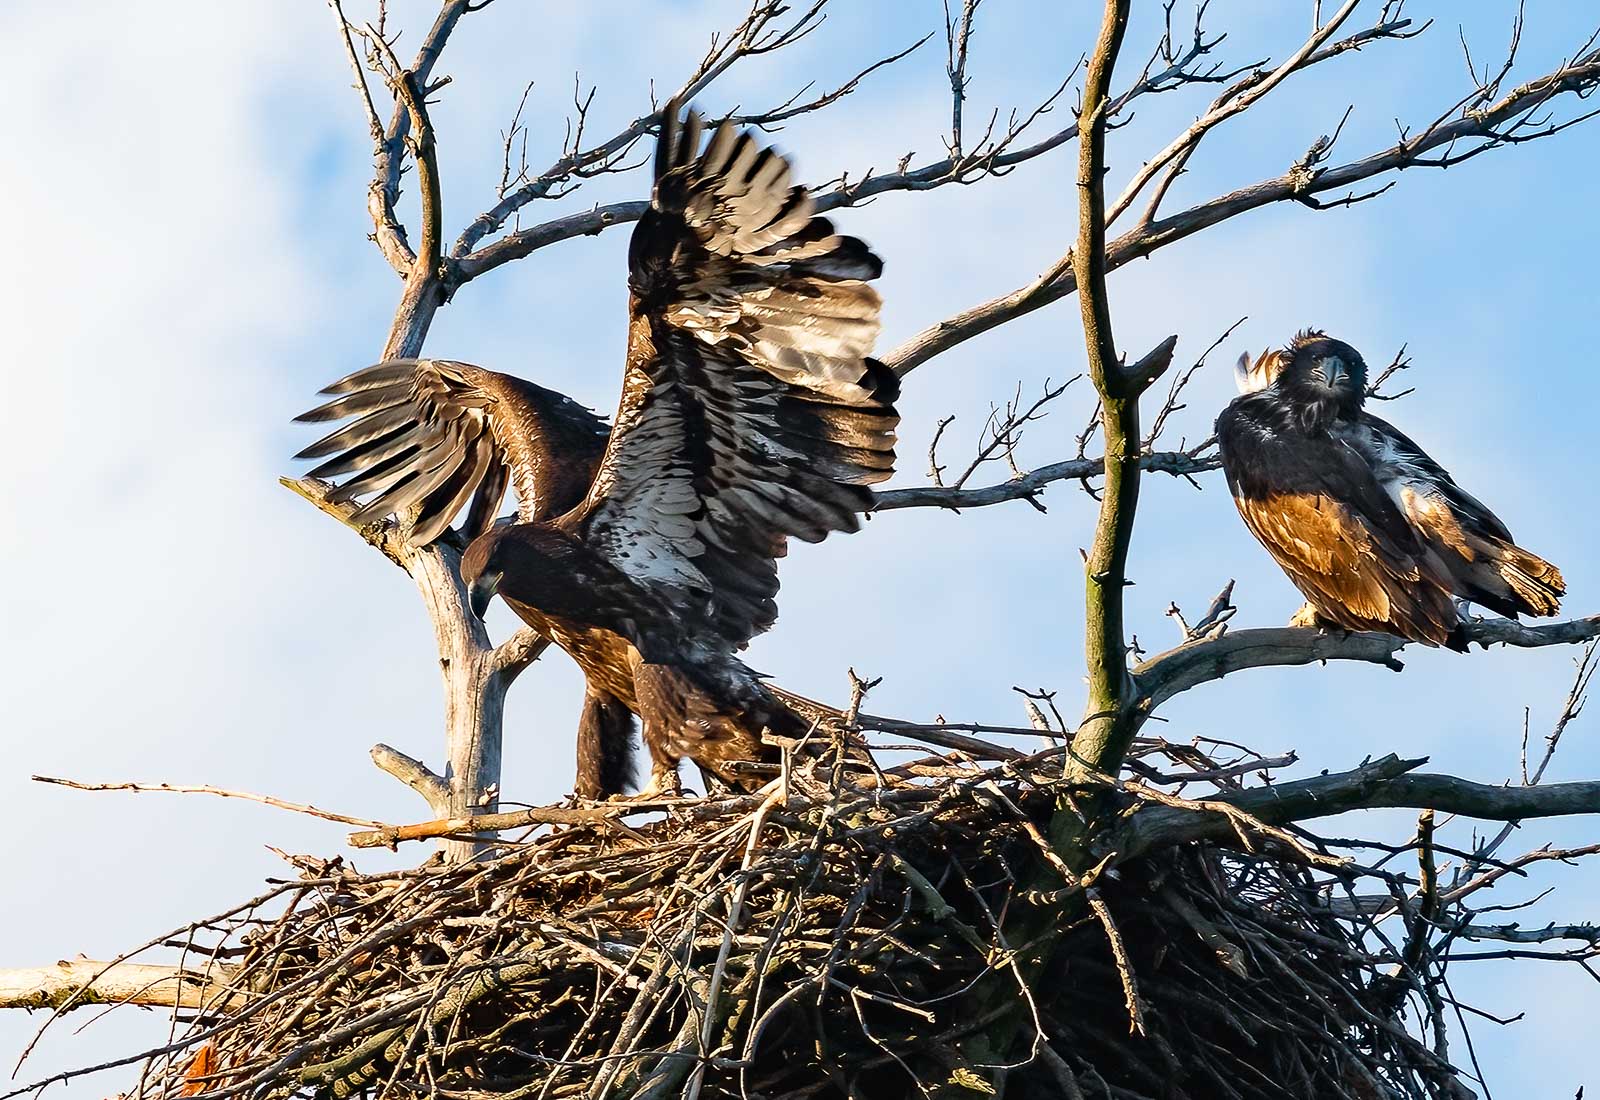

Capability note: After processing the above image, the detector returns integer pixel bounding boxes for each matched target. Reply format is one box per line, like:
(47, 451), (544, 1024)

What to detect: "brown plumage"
(1216, 330), (1563, 649)
(297, 101), (898, 796)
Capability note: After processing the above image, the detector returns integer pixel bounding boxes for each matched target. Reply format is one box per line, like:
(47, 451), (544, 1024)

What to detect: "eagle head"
(461, 528), (508, 621)
(462, 523), (601, 624)
(1267, 329), (1368, 429)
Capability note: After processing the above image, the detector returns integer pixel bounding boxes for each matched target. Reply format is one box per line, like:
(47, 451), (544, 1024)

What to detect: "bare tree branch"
(1106, 0), (1365, 227)
(491, 630), (552, 680)
(883, 32), (1600, 376)
(348, 803), (636, 849)
(369, 743), (450, 806)
(340, 0), (474, 277)
(944, 0), (980, 157)
(1111, 754), (1600, 863)
(0, 962), (242, 1013)
(393, 69), (443, 278)
(871, 447), (1218, 513)
(451, 0), (886, 265)
(30, 776), (385, 830)
(328, 0), (414, 273)
(280, 474), (409, 568)
(452, 1), (1263, 284)
(1136, 615), (1600, 711)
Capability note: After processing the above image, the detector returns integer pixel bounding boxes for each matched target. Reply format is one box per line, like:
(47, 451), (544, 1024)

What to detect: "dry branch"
(451, 7), (1428, 297)
(30, 776), (385, 830)
(1136, 615), (1600, 711)
(881, 30), (1600, 375)
(1110, 754), (1600, 862)
(0, 962), (242, 1013)
(348, 803), (636, 849)
(872, 447), (1218, 512)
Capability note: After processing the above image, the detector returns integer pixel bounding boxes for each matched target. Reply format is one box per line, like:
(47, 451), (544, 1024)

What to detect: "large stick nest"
(89, 735), (1481, 1100)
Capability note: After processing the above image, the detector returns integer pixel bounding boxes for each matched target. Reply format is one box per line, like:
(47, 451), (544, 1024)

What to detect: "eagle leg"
(575, 690), (638, 799)
(1287, 602), (1358, 638)
(633, 755), (685, 800)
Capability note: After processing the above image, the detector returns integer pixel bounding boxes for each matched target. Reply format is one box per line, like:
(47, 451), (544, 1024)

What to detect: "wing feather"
(578, 103), (899, 647)
(1348, 415), (1563, 619)
(293, 359), (609, 545)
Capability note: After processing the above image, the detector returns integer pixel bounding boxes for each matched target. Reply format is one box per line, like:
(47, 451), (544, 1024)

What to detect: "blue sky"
(3, 1), (1597, 1094)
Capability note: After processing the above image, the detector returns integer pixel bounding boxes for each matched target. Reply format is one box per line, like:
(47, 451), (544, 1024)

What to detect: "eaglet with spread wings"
(296, 104), (898, 797)
(1215, 330), (1563, 649)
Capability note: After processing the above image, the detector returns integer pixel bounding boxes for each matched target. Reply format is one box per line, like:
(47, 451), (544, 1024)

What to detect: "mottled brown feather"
(1235, 490), (1458, 644)
(570, 106), (896, 654)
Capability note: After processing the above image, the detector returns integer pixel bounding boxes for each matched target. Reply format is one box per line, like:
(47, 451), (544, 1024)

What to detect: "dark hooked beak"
(468, 571), (502, 621)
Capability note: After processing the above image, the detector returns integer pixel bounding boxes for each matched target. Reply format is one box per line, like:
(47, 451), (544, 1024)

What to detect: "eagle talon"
(1287, 603), (1322, 630)
(631, 762), (684, 801)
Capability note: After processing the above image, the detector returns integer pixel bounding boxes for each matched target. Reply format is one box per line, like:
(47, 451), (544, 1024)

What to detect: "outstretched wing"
(1216, 398), (1459, 644)
(295, 359), (610, 545)
(572, 104), (899, 649)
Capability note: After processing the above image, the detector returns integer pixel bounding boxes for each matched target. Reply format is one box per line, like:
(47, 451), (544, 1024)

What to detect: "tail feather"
(1493, 541), (1565, 617)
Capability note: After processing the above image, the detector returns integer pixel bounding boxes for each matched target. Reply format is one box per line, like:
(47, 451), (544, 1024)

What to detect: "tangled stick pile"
(32, 719), (1555, 1100)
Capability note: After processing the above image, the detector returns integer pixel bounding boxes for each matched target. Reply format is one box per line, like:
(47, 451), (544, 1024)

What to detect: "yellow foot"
(624, 765), (684, 801)
(1288, 602), (1321, 629)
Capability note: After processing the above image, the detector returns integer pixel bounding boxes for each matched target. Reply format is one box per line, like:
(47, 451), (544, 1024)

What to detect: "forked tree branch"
(451, 0), (1271, 285)
(1065, 0), (1176, 794)
(333, 0), (472, 276)
(872, 447), (1218, 512)
(451, 8), (1428, 292)
(1105, 0), (1364, 227)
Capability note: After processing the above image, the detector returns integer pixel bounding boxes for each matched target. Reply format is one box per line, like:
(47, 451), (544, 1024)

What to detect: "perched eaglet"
(1215, 330), (1564, 650)
(296, 101), (899, 798)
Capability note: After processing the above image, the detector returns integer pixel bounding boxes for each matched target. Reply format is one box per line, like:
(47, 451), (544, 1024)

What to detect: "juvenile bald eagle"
(296, 104), (897, 797)
(1215, 330), (1563, 649)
